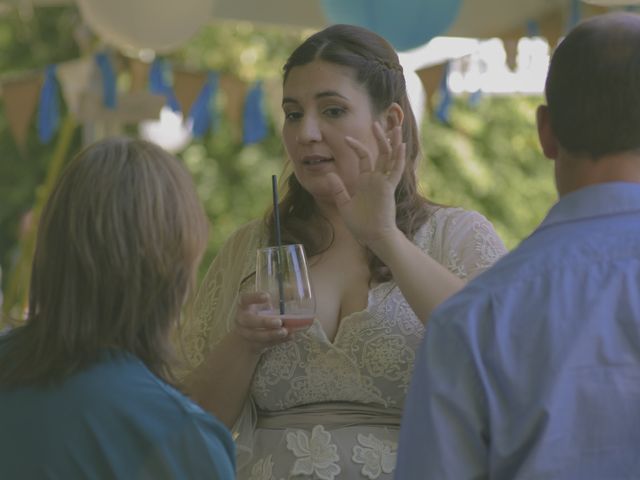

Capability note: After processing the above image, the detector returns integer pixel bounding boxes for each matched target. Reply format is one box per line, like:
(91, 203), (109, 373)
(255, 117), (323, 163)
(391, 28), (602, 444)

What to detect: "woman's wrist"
(228, 329), (265, 360)
(366, 227), (407, 264)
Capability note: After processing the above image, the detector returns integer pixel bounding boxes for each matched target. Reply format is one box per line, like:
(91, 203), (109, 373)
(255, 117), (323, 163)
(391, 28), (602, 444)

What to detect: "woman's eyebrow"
(282, 90), (348, 107)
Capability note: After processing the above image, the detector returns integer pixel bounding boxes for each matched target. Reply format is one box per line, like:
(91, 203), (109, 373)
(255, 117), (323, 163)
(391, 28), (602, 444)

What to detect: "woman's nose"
(297, 116), (322, 143)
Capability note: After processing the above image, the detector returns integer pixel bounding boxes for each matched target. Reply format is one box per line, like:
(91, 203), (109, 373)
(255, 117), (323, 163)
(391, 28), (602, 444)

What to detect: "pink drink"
(280, 314), (315, 332)
(258, 311), (315, 332)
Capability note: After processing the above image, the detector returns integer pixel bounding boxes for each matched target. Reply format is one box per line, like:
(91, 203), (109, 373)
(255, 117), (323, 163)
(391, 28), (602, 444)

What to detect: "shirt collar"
(539, 182), (640, 230)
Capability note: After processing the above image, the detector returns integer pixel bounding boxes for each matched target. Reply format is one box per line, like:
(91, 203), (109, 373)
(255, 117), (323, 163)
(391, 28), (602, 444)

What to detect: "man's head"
(537, 13), (640, 194)
(543, 13), (640, 159)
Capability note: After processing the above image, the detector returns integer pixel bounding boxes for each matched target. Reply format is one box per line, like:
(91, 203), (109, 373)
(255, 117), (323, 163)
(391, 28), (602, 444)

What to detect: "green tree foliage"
(0, 7), (82, 321)
(420, 95), (557, 249)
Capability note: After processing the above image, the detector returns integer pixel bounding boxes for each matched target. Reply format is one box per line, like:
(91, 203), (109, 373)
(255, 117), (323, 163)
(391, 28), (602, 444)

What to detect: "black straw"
(272, 175), (285, 315)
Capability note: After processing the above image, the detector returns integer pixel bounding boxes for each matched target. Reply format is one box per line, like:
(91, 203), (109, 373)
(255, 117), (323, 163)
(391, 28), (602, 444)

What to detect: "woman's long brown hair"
(266, 24), (438, 283)
(0, 137), (208, 387)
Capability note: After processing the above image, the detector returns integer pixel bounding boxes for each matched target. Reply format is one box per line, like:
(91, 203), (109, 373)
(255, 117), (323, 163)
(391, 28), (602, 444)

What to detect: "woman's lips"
(302, 155), (333, 166)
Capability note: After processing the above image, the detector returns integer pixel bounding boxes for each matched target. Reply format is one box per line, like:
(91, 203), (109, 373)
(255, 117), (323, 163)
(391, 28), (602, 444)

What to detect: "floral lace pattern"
(248, 455), (280, 480)
(352, 434), (397, 479)
(286, 426), (341, 480)
(180, 208), (507, 478)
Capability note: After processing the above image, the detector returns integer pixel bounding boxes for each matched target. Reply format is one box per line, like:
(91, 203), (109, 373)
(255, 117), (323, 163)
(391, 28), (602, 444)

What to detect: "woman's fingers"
(389, 142), (406, 185)
(236, 292), (290, 345)
(238, 291), (270, 309)
(345, 136), (374, 173)
(237, 322), (289, 343)
(325, 172), (351, 208)
(345, 122), (404, 182)
(236, 312), (289, 343)
(373, 122), (393, 174)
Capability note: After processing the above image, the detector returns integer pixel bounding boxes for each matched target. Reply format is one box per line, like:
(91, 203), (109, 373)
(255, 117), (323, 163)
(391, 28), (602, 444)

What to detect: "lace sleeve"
(422, 208), (507, 280)
(176, 219), (264, 470)
(178, 220), (264, 372)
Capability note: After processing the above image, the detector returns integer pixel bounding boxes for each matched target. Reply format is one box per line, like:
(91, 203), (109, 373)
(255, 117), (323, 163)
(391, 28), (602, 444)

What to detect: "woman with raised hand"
(181, 24), (506, 479)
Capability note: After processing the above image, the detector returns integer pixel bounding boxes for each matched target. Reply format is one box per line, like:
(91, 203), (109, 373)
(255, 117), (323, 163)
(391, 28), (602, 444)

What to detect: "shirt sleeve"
(396, 291), (492, 479)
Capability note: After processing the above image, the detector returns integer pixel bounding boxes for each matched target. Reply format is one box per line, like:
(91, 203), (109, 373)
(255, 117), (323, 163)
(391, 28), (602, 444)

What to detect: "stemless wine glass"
(255, 244), (315, 333)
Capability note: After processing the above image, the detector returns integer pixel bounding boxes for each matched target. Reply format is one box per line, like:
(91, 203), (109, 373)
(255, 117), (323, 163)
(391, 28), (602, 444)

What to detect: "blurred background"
(0, 0), (632, 324)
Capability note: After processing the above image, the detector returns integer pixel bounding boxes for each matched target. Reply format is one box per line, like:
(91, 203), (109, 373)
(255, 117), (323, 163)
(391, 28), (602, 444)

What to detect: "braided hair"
(268, 24), (438, 283)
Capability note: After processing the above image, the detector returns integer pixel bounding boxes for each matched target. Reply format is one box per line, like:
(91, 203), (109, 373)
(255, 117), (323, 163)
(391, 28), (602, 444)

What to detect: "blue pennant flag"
(94, 53), (117, 109)
(526, 20), (540, 38)
(243, 81), (268, 145)
(469, 89), (482, 108)
(149, 58), (180, 112)
(37, 65), (60, 143)
(435, 63), (452, 124)
(189, 71), (218, 138)
(568, 0), (581, 31)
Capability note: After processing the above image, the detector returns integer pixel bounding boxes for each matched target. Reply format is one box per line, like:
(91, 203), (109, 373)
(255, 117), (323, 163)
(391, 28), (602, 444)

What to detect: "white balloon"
(76, 0), (214, 53)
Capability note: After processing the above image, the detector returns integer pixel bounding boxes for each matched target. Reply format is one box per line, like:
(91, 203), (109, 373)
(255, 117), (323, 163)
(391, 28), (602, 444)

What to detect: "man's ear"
(383, 102), (404, 132)
(536, 105), (559, 159)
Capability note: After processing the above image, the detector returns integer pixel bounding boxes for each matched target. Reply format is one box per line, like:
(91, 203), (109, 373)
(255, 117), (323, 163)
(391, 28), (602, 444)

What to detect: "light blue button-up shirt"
(396, 182), (640, 479)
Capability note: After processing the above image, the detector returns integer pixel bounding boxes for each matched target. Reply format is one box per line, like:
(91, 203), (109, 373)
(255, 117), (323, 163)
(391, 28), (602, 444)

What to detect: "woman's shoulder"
(414, 206), (505, 255)
(419, 206), (498, 236)
(430, 205), (490, 224)
(224, 218), (265, 244)
(415, 206), (479, 238)
(213, 218), (266, 260)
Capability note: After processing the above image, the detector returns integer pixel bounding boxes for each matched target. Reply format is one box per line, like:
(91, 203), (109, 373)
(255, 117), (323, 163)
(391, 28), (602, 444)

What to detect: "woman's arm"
(182, 292), (289, 428)
(327, 123), (505, 322)
(368, 228), (463, 322)
(177, 221), (289, 428)
(182, 330), (260, 428)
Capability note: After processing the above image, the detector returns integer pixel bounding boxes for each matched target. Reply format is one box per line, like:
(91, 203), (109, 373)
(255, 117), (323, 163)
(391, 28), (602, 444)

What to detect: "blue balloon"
(321, 0), (462, 51)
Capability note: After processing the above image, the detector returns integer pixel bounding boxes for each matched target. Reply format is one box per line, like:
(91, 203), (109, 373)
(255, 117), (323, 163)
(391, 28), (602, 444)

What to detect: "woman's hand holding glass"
(234, 291), (290, 355)
(255, 244), (315, 330)
(234, 244), (315, 355)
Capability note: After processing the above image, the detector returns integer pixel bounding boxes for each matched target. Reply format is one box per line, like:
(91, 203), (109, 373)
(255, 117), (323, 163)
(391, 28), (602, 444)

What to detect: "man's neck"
(556, 150), (640, 197)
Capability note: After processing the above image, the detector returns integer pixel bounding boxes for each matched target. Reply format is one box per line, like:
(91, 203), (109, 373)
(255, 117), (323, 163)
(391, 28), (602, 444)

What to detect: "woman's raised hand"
(233, 292), (290, 355)
(326, 122), (406, 248)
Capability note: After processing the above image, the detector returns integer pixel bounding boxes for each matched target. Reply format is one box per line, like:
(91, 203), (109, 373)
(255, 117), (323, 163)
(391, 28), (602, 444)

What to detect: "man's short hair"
(545, 13), (640, 158)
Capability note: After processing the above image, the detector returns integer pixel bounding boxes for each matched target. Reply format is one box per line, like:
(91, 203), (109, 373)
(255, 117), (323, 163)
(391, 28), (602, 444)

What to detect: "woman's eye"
(284, 111), (302, 121)
(324, 107), (345, 118)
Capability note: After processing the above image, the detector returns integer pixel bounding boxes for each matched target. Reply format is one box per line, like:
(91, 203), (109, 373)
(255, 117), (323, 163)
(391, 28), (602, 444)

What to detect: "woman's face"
(282, 59), (383, 205)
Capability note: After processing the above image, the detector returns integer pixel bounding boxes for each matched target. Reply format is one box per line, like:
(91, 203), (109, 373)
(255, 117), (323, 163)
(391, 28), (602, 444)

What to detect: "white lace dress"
(180, 207), (507, 480)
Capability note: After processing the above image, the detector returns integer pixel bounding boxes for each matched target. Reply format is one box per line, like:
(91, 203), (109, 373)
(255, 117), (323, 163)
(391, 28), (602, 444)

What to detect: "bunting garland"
(1, 74), (42, 152)
(149, 58), (180, 112)
(435, 63), (452, 124)
(0, 1), (628, 150)
(129, 58), (151, 92)
(94, 52), (117, 109)
(37, 65), (61, 143)
(416, 63), (447, 115)
(189, 71), (218, 138)
(174, 68), (209, 117)
(569, 0), (583, 30)
(243, 81), (268, 145)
